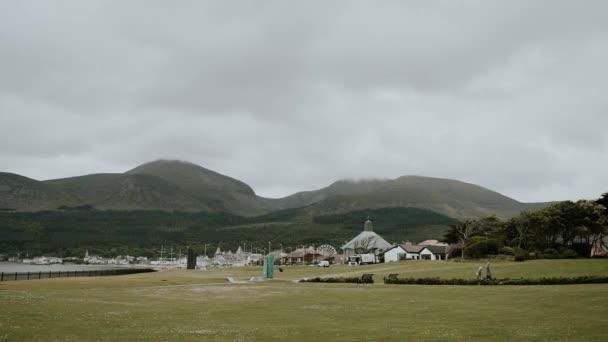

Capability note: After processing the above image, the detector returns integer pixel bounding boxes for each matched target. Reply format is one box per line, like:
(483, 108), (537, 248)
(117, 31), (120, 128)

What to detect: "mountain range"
(0, 159), (548, 219)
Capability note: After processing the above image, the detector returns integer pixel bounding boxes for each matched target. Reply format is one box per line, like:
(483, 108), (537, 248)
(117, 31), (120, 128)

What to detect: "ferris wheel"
(316, 244), (337, 257)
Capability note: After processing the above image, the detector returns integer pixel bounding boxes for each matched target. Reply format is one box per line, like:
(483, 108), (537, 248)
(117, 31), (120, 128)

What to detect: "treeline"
(444, 193), (608, 259)
(0, 207), (455, 258)
(314, 207), (457, 226)
(0, 210), (247, 258)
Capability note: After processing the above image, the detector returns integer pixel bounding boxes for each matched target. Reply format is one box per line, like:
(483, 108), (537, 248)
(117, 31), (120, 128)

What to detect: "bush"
(299, 277), (361, 283)
(465, 238), (499, 259)
(383, 276), (608, 286)
(493, 254), (513, 261)
(302, 275), (608, 286)
(449, 248), (463, 259)
(543, 248), (560, 259)
(499, 246), (515, 255)
(570, 243), (591, 257)
(560, 248), (578, 259)
(505, 247), (529, 262)
(385, 277), (488, 285)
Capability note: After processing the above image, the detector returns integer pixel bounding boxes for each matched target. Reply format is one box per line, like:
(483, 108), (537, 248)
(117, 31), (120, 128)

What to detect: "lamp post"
(280, 244), (284, 265)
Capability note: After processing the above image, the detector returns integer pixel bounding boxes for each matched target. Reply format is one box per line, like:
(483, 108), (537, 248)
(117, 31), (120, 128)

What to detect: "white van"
(317, 260), (330, 267)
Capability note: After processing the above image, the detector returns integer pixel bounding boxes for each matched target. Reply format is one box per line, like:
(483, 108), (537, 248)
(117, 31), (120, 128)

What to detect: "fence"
(0, 268), (155, 282)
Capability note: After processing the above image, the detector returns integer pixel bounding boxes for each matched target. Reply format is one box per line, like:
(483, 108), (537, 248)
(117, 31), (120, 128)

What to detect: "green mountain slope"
(0, 160), (549, 219)
(127, 160), (255, 196)
(272, 179), (388, 209)
(0, 161), (272, 215)
(125, 160), (274, 215)
(45, 173), (217, 212)
(277, 176), (547, 219)
(0, 172), (77, 211)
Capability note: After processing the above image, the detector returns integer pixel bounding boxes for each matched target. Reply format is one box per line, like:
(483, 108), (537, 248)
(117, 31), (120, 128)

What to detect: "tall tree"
(444, 220), (480, 259)
(475, 215), (503, 235)
(596, 192), (608, 216)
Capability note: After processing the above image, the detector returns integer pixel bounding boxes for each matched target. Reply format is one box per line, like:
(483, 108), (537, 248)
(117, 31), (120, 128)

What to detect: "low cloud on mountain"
(1, 1), (607, 201)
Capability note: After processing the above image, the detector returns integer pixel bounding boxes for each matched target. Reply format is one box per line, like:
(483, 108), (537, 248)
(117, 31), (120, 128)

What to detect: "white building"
(384, 245), (406, 263)
(384, 244), (449, 262)
(403, 245), (426, 260)
(342, 218), (392, 258)
(421, 245), (449, 260)
(419, 248), (435, 260)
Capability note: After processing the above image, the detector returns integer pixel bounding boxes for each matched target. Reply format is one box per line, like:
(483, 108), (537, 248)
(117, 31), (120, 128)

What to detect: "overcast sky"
(1, 1), (607, 202)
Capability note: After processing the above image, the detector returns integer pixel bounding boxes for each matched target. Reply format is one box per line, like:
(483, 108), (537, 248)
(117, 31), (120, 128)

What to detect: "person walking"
(485, 261), (492, 280)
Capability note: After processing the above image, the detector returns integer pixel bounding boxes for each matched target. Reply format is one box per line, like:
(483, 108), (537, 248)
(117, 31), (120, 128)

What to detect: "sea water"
(0, 262), (126, 273)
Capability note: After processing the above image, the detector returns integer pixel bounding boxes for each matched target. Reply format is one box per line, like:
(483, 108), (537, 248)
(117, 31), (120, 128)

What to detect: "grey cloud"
(1, 0), (607, 202)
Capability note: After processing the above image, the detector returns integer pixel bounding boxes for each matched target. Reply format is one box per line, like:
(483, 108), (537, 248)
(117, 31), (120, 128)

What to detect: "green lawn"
(1, 259), (607, 341)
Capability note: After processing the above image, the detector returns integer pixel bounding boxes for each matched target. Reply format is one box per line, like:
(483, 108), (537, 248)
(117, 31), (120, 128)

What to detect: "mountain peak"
(130, 159), (198, 169)
(127, 159), (255, 196)
(332, 177), (389, 184)
(1, 161), (549, 218)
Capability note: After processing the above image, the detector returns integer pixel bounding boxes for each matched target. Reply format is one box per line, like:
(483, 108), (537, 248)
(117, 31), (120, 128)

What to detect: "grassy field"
(1, 259), (607, 341)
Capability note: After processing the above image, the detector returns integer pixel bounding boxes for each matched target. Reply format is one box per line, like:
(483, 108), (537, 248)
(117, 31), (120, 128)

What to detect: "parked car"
(317, 260), (330, 267)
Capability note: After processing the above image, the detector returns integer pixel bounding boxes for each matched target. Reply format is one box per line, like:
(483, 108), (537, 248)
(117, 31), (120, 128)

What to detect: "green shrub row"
(384, 276), (608, 285)
(300, 276), (608, 285)
(498, 246), (582, 262)
(299, 277), (362, 283)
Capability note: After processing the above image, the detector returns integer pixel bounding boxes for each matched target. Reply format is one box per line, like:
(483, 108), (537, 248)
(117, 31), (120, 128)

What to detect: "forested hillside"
(0, 207), (457, 257)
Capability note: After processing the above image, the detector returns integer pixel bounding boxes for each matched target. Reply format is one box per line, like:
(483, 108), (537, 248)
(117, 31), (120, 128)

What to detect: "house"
(383, 244), (449, 262)
(286, 247), (323, 265)
(423, 245), (449, 260)
(383, 244), (426, 262)
(402, 245), (426, 260)
(269, 250), (292, 265)
(212, 254), (228, 266)
(418, 240), (449, 247)
(196, 255), (211, 268)
(247, 253), (264, 266)
(384, 245), (406, 263)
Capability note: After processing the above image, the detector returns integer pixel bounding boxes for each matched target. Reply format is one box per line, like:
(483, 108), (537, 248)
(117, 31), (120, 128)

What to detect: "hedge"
(299, 276), (608, 285)
(384, 276), (608, 285)
(299, 277), (361, 283)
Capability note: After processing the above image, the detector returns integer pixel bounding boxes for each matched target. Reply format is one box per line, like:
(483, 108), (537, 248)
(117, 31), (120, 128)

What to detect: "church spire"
(364, 217), (373, 232)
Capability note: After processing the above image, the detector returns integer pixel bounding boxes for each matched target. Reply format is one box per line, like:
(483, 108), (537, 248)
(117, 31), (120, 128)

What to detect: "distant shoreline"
(0, 262), (129, 273)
